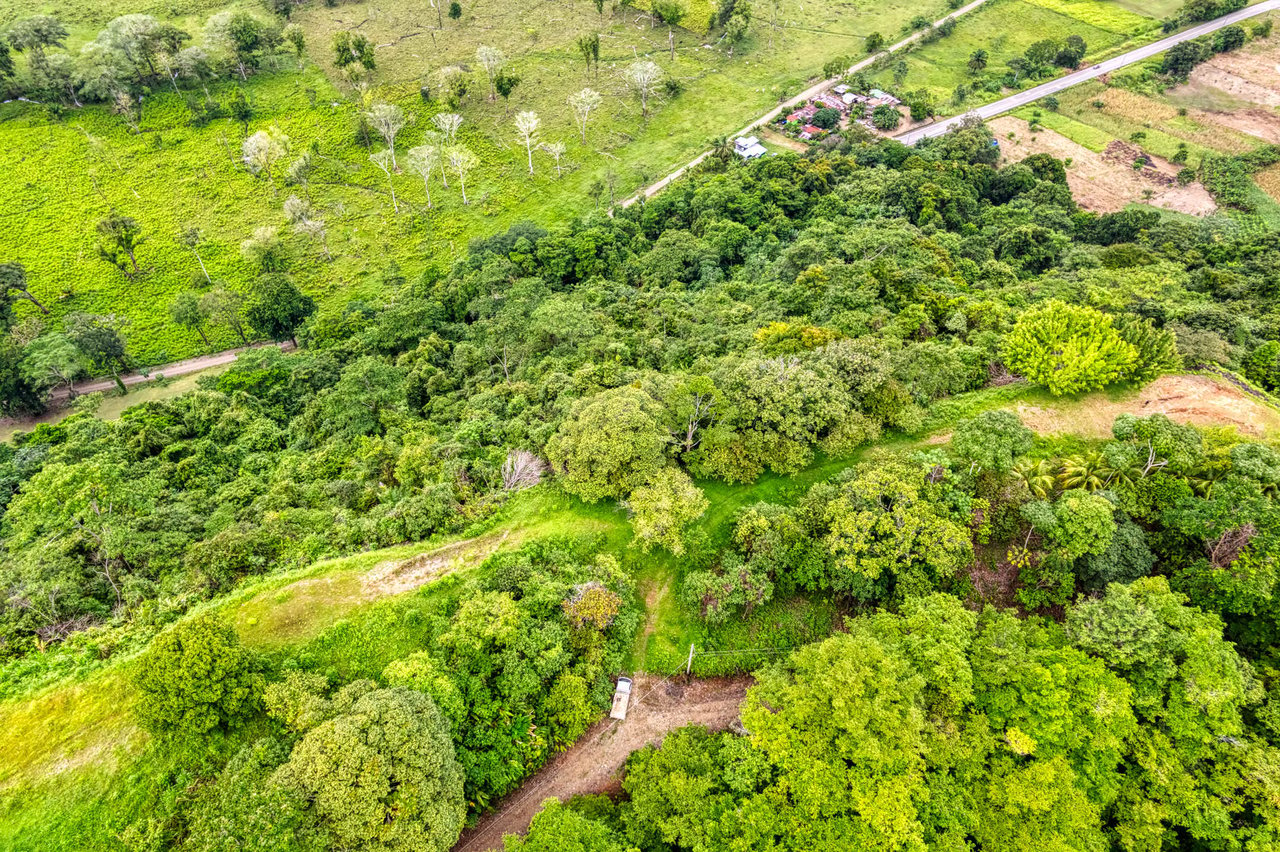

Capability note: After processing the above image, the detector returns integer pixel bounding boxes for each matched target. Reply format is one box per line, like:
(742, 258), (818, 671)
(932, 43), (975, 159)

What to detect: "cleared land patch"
(1009, 373), (1280, 438)
(992, 114), (1217, 214)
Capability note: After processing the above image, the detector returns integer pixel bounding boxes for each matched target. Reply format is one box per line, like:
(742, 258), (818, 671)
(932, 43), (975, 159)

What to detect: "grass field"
(868, 0), (1162, 112)
(0, 0), (952, 364)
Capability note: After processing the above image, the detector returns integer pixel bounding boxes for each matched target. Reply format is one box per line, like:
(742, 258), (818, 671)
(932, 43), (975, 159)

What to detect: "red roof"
(802, 124), (823, 135)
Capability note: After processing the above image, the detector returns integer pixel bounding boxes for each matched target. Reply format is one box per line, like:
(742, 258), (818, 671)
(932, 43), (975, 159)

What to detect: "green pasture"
(0, 0), (951, 364)
(869, 0), (1162, 113)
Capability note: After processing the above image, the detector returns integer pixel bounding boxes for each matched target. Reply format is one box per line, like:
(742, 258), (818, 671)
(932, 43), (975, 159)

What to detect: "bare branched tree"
(568, 87), (602, 143)
(501, 449), (548, 491)
(364, 102), (406, 169)
(369, 149), (399, 213)
(624, 60), (662, 119)
(476, 45), (505, 101)
(514, 110), (540, 174)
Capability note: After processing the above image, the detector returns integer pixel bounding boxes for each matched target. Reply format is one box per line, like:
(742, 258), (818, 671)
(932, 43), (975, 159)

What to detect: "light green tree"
(546, 386), (671, 502)
(1003, 300), (1138, 395)
(273, 686), (466, 852)
(625, 467), (708, 554)
(132, 613), (261, 736)
(951, 409), (1033, 473)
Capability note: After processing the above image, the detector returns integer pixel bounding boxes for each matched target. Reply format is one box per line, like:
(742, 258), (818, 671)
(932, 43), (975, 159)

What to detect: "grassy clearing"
(1010, 104), (1115, 150)
(868, 0), (1161, 112)
(1020, 0), (1153, 33)
(2, 0), (946, 363)
(1111, 0), (1183, 18)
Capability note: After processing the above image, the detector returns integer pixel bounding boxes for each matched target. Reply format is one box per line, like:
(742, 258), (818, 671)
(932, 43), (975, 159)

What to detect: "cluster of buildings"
(732, 83), (907, 159)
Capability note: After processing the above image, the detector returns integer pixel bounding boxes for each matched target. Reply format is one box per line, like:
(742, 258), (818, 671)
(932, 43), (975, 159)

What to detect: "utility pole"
(686, 643), (695, 675)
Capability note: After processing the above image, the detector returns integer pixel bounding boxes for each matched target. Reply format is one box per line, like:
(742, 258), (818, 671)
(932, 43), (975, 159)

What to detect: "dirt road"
(897, 0), (1280, 144)
(453, 674), (751, 852)
(62, 341), (293, 398)
(618, 0), (993, 207)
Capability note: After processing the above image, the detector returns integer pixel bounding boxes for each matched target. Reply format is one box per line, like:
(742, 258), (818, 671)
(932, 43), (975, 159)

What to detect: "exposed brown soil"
(991, 116), (1216, 216)
(361, 531), (511, 597)
(1192, 51), (1280, 108)
(1012, 374), (1280, 438)
(454, 674), (751, 852)
(1192, 106), (1280, 145)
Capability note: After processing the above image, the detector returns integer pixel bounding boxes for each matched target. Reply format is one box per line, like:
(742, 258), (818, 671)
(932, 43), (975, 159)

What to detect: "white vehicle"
(610, 676), (633, 720)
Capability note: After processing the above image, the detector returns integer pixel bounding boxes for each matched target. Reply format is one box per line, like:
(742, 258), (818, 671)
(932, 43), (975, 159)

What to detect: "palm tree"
(1013, 457), (1057, 499)
(1059, 451), (1108, 492)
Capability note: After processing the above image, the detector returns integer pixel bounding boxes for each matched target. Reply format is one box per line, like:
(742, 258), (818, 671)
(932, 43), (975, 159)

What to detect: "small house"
(815, 93), (848, 113)
(834, 84), (850, 95)
(734, 136), (767, 159)
(800, 123), (824, 140)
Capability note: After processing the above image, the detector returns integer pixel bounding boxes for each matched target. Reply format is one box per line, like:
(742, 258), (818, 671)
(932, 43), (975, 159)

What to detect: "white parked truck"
(610, 676), (633, 720)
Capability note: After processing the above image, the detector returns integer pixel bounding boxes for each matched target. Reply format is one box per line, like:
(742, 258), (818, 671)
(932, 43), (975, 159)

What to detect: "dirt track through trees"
(453, 674), (751, 852)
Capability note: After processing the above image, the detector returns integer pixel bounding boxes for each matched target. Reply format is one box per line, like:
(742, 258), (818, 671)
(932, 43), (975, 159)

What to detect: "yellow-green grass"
(1021, 0), (1156, 32)
(1, 0), (949, 363)
(1111, 0), (1184, 17)
(870, 0), (1161, 113)
(631, 0), (717, 34)
(1047, 80), (1261, 161)
(1011, 104), (1116, 150)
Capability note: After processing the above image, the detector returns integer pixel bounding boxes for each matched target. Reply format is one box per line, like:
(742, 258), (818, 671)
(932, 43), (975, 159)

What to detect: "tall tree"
(7, 15), (68, 73)
(369, 149), (399, 213)
(170, 290), (211, 346)
(244, 274), (315, 345)
(364, 102), (405, 169)
(568, 87), (602, 142)
(96, 213), (144, 277)
(476, 44), (505, 101)
(178, 227), (211, 282)
(514, 111), (540, 174)
(624, 60), (662, 119)
(446, 145), (477, 204)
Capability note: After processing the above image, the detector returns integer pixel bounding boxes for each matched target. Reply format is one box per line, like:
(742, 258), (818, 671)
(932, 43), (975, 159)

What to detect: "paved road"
(897, 0), (1280, 144)
(618, 0), (993, 207)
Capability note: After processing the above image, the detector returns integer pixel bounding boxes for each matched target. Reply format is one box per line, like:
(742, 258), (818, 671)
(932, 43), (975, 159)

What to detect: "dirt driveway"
(453, 674), (751, 852)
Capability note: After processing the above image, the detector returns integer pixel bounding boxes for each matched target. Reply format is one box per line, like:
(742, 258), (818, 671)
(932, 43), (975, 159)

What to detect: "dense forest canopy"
(5, 112), (1280, 851)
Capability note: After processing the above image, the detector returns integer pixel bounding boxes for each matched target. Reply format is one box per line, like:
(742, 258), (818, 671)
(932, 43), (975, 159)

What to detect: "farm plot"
(991, 115), (1217, 214)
